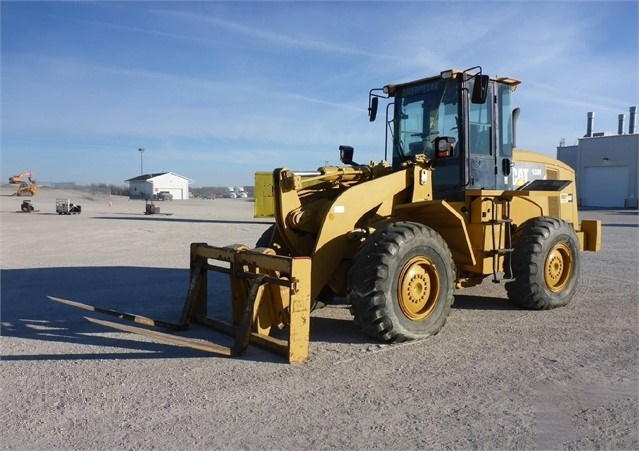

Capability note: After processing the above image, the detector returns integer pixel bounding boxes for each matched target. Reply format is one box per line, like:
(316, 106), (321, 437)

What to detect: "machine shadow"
(308, 305), (370, 346)
(306, 291), (521, 346)
(93, 216), (273, 225)
(611, 211), (638, 216)
(452, 294), (521, 311)
(0, 266), (277, 363)
(603, 223), (639, 228)
(2, 266), (524, 362)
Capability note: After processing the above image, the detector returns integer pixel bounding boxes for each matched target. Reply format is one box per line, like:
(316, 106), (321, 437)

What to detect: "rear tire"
(348, 221), (454, 342)
(505, 217), (580, 309)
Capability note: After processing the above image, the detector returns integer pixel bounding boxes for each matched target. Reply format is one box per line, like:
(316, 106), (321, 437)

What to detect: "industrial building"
(557, 106), (638, 208)
(126, 172), (193, 200)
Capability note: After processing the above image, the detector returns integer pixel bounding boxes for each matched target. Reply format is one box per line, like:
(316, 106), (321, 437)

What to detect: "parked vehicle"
(20, 200), (35, 213)
(155, 191), (173, 201)
(9, 171), (38, 196)
(56, 199), (81, 215)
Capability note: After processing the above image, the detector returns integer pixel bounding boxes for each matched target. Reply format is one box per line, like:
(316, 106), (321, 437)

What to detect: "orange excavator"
(9, 171), (38, 196)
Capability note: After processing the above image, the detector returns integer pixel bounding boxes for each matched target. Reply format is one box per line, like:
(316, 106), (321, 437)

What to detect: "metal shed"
(126, 172), (194, 200)
(557, 108), (638, 208)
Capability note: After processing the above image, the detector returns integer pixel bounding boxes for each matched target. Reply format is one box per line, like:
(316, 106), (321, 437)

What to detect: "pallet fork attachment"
(49, 242), (313, 363)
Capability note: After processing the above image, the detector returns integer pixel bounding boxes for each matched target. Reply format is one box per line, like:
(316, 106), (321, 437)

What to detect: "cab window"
(468, 79), (493, 156)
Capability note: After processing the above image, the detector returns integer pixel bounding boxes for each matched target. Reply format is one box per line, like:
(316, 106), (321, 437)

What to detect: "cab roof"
(384, 69), (522, 96)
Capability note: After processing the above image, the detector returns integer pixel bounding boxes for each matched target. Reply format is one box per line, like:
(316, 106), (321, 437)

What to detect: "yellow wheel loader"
(51, 66), (601, 363)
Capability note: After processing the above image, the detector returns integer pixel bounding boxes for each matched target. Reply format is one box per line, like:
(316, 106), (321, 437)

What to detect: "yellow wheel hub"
(545, 242), (574, 293)
(398, 256), (440, 321)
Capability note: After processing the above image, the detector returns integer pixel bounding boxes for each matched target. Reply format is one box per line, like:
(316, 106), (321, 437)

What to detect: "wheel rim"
(398, 256), (440, 321)
(544, 242), (574, 293)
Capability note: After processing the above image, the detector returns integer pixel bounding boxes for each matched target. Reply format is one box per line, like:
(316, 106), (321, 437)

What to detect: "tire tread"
(348, 221), (454, 342)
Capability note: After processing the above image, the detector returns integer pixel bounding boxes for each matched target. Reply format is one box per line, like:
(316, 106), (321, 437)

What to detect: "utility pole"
(138, 148), (145, 175)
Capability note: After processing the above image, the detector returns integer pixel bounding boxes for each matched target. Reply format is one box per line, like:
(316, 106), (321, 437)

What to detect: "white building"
(557, 107), (638, 208)
(126, 172), (194, 200)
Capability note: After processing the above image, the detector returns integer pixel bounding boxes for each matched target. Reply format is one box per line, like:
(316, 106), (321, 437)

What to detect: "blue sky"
(1, 1), (637, 187)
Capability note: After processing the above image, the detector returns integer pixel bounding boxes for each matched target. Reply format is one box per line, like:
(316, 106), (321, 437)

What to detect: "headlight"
(440, 70), (454, 79)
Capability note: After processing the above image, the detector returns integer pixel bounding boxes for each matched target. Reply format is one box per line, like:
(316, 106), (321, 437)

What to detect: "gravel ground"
(1, 186), (637, 450)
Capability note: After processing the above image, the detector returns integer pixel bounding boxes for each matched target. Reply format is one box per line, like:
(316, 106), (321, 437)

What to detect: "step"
(490, 248), (514, 256)
(488, 218), (513, 224)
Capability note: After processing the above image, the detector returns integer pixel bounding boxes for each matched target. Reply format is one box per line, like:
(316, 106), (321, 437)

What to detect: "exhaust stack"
(585, 112), (595, 137)
(629, 106), (637, 134)
(618, 114), (625, 135)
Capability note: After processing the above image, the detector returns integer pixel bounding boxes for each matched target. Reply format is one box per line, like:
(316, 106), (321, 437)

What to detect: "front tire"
(255, 224), (333, 310)
(348, 221), (455, 343)
(255, 224), (276, 249)
(505, 217), (580, 310)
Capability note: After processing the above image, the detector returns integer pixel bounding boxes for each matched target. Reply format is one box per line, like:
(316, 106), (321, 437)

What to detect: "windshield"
(394, 78), (459, 162)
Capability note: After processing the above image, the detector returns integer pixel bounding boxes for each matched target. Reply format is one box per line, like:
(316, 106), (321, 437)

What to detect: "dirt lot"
(1, 186), (637, 450)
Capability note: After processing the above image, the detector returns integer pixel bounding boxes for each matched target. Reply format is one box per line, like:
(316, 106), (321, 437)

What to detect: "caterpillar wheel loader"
(50, 66), (601, 363)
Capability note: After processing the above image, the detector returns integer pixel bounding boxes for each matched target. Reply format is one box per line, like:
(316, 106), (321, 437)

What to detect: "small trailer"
(56, 198), (81, 215)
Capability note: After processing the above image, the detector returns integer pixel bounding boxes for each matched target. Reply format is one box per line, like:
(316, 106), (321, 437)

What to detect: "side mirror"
(435, 137), (456, 158)
(512, 107), (520, 148)
(471, 75), (489, 104)
(369, 96), (379, 122)
(339, 145), (354, 164)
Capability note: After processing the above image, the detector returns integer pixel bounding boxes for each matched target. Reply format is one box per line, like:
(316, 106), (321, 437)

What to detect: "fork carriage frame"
(49, 242), (313, 363)
(186, 242), (312, 363)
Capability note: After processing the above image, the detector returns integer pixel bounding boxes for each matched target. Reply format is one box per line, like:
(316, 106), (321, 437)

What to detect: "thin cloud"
(152, 7), (383, 59)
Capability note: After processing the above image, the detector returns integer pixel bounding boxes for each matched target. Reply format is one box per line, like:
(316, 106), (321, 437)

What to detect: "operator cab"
(369, 67), (521, 201)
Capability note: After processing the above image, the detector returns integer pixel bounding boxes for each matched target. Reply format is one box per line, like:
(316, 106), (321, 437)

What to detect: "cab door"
(467, 80), (496, 189)
(466, 80), (514, 191)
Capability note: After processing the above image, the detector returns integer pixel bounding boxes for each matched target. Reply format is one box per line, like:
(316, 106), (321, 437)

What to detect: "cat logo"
(512, 162), (546, 187)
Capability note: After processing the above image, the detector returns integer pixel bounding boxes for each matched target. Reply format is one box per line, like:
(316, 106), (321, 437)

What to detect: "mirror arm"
(368, 88), (387, 122)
